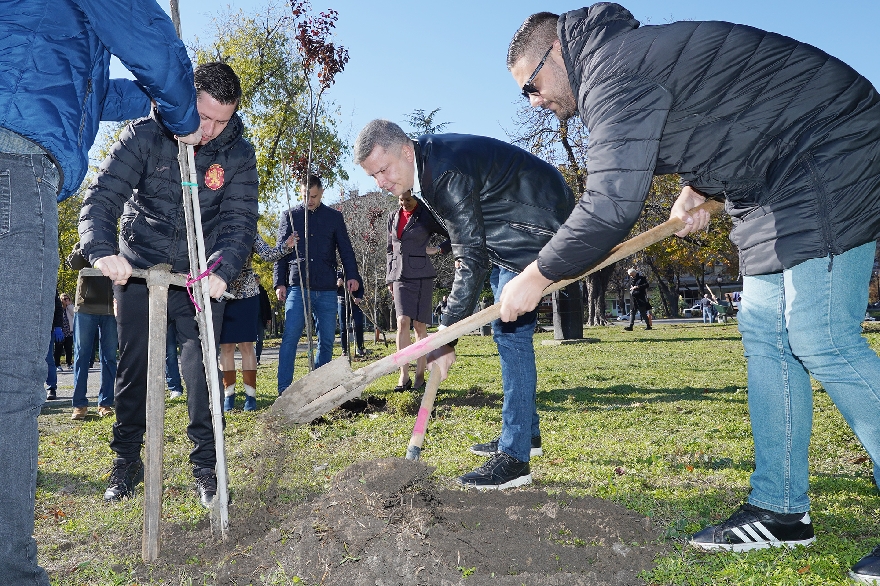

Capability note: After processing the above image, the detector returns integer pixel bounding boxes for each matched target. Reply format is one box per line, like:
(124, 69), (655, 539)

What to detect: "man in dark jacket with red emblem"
(504, 5), (880, 579)
(80, 62), (258, 509)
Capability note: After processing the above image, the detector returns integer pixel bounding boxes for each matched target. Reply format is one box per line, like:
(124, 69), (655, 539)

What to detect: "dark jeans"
(0, 151), (58, 585)
(165, 321), (183, 393)
(54, 335), (72, 366)
(112, 281), (224, 469)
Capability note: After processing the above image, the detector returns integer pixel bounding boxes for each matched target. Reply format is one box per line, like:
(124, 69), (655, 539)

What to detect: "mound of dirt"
(146, 458), (668, 585)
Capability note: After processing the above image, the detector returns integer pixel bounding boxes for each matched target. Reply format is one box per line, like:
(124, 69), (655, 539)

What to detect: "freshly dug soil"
(142, 457), (668, 585)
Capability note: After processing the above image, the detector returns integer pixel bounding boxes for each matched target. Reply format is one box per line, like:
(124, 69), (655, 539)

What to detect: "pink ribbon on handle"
(186, 256), (222, 312)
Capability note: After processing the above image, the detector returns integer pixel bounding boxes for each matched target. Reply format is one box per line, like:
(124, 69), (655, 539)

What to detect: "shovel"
(271, 199), (724, 424)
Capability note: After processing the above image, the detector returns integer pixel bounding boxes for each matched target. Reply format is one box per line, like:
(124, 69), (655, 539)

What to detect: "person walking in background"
(67, 244), (117, 420)
(699, 294), (714, 324)
(81, 62), (258, 508)
(0, 0), (202, 581)
(385, 190), (450, 391)
(504, 6), (880, 579)
(624, 267), (651, 331)
(255, 273), (273, 366)
(337, 270), (367, 357)
(220, 232), (293, 412)
(434, 295), (448, 326)
(54, 293), (75, 371)
(274, 174), (361, 395)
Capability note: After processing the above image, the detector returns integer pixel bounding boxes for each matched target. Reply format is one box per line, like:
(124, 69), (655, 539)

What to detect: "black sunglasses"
(521, 45), (554, 98)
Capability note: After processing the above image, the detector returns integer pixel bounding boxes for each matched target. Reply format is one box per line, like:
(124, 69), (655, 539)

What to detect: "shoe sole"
(457, 474), (532, 491)
(688, 536), (815, 552)
(470, 447), (543, 458)
(850, 571), (880, 585)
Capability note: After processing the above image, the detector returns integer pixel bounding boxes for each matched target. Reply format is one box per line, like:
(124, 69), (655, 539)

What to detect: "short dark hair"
(300, 174), (322, 190)
(507, 12), (559, 70)
(194, 62), (242, 107)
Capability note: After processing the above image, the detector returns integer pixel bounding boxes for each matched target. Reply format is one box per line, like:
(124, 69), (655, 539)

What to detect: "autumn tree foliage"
(192, 2), (348, 202)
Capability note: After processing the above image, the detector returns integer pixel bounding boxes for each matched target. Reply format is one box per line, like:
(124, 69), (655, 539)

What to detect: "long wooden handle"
(359, 199), (724, 379)
(404, 365), (442, 460)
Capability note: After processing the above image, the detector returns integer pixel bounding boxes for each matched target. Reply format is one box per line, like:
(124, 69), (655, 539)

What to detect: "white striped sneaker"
(689, 503), (815, 552)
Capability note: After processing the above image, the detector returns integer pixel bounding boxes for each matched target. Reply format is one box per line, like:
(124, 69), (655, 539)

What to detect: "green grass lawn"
(35, 322), (880, 585)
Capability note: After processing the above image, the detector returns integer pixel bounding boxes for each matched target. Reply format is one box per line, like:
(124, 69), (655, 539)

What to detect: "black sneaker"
(851, 544), (880, 585)
(457, 452), (531, 490)
(470, 435), (542, 457)
(103, 458), (143, 501)
(689, 503), (815, 552)
(623, 326), (633, 331)
(194, 467), (217, 508)
(46, 388), (57, 400)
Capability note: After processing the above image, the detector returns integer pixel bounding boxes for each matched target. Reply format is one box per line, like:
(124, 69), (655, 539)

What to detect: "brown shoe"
(97, 406), (115, 418)
(71, 407), (88, 420)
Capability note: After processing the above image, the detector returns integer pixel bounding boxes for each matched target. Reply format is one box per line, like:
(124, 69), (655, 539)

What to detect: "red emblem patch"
(204, 163), (225, 190)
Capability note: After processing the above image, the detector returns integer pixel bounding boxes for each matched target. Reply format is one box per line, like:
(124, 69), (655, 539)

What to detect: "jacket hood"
(558, 3), (640, 90)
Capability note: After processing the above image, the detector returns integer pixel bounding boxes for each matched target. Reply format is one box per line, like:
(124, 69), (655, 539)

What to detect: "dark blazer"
(386, 202), (450, 283)
(273, 203), (360, 291)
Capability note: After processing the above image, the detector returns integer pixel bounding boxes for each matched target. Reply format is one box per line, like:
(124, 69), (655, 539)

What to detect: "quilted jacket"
(536, 3), (880, 279)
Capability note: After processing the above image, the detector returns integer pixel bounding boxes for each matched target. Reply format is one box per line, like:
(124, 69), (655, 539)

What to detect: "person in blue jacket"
(0, 1), (201, 583)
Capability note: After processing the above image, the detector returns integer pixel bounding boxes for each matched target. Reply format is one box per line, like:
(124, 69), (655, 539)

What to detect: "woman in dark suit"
(386, 190), (449, 391)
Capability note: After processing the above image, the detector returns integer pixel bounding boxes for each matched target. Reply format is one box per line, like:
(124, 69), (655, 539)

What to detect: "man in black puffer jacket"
(80, 62), (258, 508)
(504, 5), (880, 577)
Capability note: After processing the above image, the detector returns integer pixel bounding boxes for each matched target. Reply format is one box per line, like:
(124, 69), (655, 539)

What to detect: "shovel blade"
(271, 356), (367, 423)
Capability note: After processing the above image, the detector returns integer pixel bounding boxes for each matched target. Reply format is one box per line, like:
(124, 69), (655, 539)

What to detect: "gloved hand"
(53, 327), (64, 342)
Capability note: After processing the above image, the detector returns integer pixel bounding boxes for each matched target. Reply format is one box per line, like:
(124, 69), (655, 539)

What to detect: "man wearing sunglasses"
(504, 5), (880, 582)
(355, 120), (574, 491)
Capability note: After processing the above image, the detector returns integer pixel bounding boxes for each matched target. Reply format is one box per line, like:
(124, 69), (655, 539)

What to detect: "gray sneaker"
(470, 435), (542, 457)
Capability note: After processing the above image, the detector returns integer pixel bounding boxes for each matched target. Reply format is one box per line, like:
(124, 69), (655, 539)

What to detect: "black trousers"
(111, 280), (224, 469)
(629, 296), (651, 327)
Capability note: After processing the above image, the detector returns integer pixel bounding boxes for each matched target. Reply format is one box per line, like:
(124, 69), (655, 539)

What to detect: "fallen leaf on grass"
(798, 565), (810, 574)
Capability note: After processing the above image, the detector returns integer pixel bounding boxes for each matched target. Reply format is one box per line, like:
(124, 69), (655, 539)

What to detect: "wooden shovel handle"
(404, 365), (442, 460)
(359, 199), (725, 380)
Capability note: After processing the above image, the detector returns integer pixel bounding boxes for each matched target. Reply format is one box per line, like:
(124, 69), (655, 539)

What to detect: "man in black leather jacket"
(80, 62), (258, 509)
(505, 5), (880, 577)
(355, 119), (574, 490)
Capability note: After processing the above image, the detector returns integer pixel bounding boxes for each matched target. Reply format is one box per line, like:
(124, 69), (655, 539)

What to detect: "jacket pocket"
(408, 255), (427, 270)
(508, 222), (556, 237)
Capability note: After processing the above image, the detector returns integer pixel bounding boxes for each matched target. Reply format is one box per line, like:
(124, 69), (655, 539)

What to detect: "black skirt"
(218, 294), (259, 344)
(392, 278), (433, 324)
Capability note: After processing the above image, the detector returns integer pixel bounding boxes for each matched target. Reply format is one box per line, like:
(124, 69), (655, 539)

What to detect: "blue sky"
(114, 0), (880, 199)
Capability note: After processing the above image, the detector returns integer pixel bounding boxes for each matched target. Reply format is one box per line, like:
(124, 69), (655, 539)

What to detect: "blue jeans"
(165, 321), (182, 393)
(491, 266), (540, 462)
(740, 241), (880, 514)
(0, 152), (58, 585)
(278, 288), (337, 393)
(71, 312), (117, 408)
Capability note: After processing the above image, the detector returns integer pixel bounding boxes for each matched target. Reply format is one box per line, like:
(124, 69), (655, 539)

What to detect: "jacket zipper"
(804, 155), (836, 271)
(509, 222), (556, 237)
(77, 78), (93, 147)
